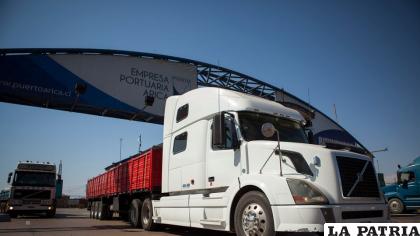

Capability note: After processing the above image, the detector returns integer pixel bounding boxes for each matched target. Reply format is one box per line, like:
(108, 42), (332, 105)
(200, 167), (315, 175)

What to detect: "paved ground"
(0, 208), (419, 236)
(389, 212), (420, 223)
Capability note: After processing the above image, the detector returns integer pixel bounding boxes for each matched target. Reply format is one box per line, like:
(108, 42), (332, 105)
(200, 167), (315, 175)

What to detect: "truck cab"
(152, 87), (388, 235)
(6, 161), (57, 218)
(382, 156), (420, 214)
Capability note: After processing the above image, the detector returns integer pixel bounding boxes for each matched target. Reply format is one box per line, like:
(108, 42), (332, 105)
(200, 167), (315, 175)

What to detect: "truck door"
(205, 113), (242, 189)
(397, 171), (420, 207)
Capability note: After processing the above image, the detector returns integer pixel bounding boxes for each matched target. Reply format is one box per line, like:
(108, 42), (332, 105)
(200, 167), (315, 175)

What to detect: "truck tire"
(94, 201), (99, 219)
(388, 198), (404, 214)
(89, 203), (94, 218)
(91, 202), (96, 219)
(0, 202), (5, 213)
(46, 208), (56, 218)
(99, 202), (111, 220)
(96, 201), (104, 220)
(98, 201), (105, 220)
(9, 212), (17, 218)
(141, 198), (156, 231)
(234, 191), (275, 236)
(129, 199), (142, 228)
(104, 205), (112, 220)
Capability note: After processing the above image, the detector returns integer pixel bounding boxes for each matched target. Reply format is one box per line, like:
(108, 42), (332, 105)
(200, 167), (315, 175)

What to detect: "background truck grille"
(23, 199), (41, 204)
(336, 156), (380, 198)
(13, 189), (51, 199)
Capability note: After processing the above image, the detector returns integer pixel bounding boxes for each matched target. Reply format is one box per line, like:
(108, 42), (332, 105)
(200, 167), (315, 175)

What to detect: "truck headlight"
(287, 178), (329, 205)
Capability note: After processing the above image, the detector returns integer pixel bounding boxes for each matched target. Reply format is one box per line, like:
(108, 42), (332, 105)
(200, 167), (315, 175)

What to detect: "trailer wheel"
(92, 201), (96, 219)
(141, 198), (156, 231)
(94, 201), (99, 219)
(100, 202), (112, 220)
(129, 199), (142, 228)
(104, 205), (112, 220)
(234, 191), (275, 236)
(388, 198), (404, 214)
(99, 202), (107, 220)
(89, 203), (94, 218)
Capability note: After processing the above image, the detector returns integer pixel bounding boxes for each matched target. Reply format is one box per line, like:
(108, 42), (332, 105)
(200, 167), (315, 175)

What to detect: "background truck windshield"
(13, 171), (56, 187)
(238, 111), (308, 143)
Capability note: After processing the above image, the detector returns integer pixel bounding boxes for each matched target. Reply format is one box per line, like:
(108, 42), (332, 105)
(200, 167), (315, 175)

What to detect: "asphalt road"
(0, 208), (419, 236)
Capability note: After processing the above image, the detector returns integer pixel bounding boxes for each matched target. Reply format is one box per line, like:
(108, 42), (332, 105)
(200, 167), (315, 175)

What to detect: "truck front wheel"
(234, 191), (275, 236)
(46, 209), (56, 218)
(388, 198), (404, 214)
(129, 199), (142, 228)
(141, 198), (156, 231)
(8, 212), (17, 218)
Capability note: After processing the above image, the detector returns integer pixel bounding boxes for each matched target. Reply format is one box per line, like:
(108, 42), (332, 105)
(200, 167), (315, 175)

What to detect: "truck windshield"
(13, 171), (56, 187)
(238, 111), (308, 143)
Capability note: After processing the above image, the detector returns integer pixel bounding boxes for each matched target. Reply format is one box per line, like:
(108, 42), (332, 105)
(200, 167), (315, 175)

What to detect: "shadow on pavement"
(149, 225), (235, 236)
(391, 211), (420, 217)
(12, 213), (89, 220)
(0, 225), (131, 234)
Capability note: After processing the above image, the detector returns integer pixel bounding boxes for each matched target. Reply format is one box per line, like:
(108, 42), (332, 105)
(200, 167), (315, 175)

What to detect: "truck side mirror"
(212, 112), (226, 148)
(7, 172), (12, 183)
(307, 130), (314, 144)
(232, 135), (241, 150)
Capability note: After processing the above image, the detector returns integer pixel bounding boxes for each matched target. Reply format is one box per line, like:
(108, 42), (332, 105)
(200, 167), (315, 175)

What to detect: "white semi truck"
(88, 87), (388, 235)
(5, 161), (57, 217)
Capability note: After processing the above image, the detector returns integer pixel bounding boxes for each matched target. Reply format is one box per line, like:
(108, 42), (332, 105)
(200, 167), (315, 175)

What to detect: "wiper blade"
(259, 148), (277, 174)
(324, 142), (368, 155)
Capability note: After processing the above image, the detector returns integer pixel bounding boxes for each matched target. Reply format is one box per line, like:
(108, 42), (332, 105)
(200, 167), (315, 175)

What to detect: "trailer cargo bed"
(86, 146), (162, 199)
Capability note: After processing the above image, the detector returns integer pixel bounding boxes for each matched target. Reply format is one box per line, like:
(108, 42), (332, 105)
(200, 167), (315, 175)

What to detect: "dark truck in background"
(4, 161), (61, 218)
(0, 189), (10, 213)
(382, 156), (420, 214)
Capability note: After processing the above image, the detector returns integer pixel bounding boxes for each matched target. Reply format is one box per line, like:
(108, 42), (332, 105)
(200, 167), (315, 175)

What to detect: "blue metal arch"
(0, 48), (371, 155)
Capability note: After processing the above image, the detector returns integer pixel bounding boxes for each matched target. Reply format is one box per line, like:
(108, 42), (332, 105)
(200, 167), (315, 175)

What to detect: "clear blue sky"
(0, 0), (419, 196)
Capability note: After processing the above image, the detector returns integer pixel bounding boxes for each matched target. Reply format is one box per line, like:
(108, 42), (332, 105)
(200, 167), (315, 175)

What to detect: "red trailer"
(86, 145), (162, 225)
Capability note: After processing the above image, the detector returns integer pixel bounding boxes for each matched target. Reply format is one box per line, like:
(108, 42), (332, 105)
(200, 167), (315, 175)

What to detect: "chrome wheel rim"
(389, 200), (401, 213)
(241, 203), (267, 236)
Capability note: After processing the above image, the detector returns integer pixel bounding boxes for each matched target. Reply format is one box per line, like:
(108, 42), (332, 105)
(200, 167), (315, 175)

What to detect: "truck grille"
(336, 156), (380, 198)
(23, 199), (41, 204)
(13, 189), (51, 199)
